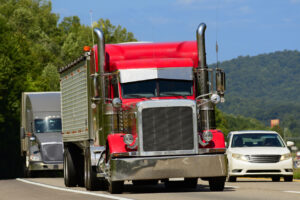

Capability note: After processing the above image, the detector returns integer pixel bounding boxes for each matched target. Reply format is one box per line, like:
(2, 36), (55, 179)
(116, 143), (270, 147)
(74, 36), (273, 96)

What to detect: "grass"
(294, 168), (300, 179)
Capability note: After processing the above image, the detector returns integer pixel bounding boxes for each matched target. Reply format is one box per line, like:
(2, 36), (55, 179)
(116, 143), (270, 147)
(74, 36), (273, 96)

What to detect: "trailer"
(20, 92), (63, 176)
(60, 23), (227, 193)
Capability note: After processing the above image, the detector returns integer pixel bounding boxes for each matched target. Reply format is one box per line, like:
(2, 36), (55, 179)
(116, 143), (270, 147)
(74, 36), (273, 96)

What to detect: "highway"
(1, 178), (300, 200)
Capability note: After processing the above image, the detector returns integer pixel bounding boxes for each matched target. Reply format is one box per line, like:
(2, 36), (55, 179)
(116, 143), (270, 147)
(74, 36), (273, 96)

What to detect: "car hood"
(35, 132), (62, 144)
(227, 147), (290, 155)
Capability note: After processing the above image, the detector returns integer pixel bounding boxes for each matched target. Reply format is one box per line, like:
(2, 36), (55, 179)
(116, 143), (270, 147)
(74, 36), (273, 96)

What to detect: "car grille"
(249, 155), (281, 163)
(41, 143), (63, 163)
(142, 106), (194, 152)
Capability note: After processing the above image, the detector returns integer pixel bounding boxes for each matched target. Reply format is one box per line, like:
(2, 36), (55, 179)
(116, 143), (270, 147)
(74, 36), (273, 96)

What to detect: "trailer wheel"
(64, 148), (77, 187)
(272, 176), (280, 182)
(84, 148), (102, 191)
(22, 153), (30, 178)
(108, 181), (124, 194)
(228, 176), (237, 182)
(183, 178), (198, 188)
(208, 177), (226, 191)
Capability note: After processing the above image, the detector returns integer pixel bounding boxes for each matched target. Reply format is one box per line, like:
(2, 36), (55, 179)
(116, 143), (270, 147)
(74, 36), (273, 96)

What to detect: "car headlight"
(30, 152), (42, 161)
(232, 153), (250, 161)
(280, 153), (291, 161)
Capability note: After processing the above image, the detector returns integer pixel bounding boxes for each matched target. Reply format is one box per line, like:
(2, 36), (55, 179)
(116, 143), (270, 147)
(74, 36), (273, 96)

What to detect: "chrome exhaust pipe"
(93, 28), (106, 99)
(196, 23), (207, 69)
(195, 23), (216, 131)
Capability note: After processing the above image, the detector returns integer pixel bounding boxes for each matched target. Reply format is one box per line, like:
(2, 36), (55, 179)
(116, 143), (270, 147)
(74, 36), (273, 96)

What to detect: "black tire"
(22, 154), (30, 178)
(209, 177), (226, 191)
(228, 176), (237, 182)
(108, 181), (124, 194)
(84, 148), (103, 191)
(284, 176), (293, 182)
(64, 148), (77, 187)
(183, 178), (198, 188)
(272, 176), (280, 182)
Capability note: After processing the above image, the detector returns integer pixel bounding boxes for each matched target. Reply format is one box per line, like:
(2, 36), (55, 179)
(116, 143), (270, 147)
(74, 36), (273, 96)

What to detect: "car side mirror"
(287, 141), (294, 147)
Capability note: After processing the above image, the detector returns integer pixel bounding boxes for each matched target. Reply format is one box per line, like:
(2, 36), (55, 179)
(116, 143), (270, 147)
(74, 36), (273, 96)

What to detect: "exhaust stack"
(196, 23), (216, 131)
(93, 28), (106, 99)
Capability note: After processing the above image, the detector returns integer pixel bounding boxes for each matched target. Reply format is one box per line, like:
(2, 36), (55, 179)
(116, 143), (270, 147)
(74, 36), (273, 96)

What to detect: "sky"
(51, 0), (300, 64)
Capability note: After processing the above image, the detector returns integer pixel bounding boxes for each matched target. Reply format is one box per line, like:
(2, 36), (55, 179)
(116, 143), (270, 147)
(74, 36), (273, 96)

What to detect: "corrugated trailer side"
(60, 55), (91, 143)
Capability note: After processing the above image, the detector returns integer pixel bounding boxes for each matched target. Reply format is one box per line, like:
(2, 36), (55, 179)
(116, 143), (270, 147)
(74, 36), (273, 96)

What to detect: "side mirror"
(287, 141), (294, 147)
(216, 69), (225, 95)
(91, 73), (101, 104)
(30, 136), (36, 141)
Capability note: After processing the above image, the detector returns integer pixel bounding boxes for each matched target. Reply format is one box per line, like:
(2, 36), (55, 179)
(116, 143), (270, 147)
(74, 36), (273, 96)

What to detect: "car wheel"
(228, 176), (237, 182)
(284, 176), (293, 182)
(272, 176), (280, 182)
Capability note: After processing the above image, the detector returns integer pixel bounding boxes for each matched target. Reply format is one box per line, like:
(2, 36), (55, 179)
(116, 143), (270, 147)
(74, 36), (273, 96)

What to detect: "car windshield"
(121, 79), (193, 98)
(231, 133), (285, 148)
(34, 118), (62, 133)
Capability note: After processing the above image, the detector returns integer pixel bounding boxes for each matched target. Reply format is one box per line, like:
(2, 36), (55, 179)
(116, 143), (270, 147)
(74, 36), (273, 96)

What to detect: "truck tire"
(209, 177), (226, 191)
(108, 181), (124, 194)
(64, 148), (77, 187)
(284, 176), (293, 182)
(183, 178), (198, 188)
(84, 148), (102, 191)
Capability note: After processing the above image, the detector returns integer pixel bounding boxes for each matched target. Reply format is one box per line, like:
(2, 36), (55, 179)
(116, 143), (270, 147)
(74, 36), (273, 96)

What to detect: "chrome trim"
(136, 100), (198, 156)
(109, 154), (227, 181)
(196, 23), (207, 68)
(29, 162), (63, 171)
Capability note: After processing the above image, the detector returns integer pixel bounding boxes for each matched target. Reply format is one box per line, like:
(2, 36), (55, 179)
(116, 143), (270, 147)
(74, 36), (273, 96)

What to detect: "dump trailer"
(59, 23), (227, 193)
(20, 92), (63, 176)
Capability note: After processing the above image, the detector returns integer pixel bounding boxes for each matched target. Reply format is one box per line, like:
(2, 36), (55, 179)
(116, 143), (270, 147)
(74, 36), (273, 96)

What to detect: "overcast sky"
(51, 0), (300, 64)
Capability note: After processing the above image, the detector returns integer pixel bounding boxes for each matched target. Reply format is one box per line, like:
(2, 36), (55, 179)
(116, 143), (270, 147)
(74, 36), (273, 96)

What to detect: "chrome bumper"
(109, 154), (227, 181)
(29, 162), (63, 171)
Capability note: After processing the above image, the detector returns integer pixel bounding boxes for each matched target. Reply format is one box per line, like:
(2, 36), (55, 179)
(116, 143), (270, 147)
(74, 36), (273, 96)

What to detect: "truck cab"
(20, 92), (63, 176)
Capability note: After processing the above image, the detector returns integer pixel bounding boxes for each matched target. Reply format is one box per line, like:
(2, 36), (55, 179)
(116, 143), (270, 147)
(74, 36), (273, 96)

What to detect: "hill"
(215, 50), (300, 136)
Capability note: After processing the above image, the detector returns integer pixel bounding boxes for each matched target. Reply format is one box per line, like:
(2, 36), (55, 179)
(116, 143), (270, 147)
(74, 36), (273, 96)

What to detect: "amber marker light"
(83, 46), (90, 52)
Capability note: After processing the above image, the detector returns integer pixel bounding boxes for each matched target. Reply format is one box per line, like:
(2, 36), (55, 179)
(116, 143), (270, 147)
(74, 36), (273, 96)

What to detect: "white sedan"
(226, 130), (293, 182)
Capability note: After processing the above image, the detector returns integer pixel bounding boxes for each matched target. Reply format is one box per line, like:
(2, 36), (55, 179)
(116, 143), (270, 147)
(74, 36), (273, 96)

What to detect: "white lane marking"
(226, 185), (239, 189)
(16, 178), (134, 200)
(284, 191), (300, 194)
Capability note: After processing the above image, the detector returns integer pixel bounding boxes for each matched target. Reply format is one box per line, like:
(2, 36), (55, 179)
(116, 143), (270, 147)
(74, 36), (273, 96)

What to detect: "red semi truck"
(59, 23), (227, 193)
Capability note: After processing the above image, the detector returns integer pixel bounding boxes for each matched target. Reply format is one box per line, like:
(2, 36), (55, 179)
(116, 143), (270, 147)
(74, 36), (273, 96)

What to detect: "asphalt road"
(1, 178), (300, 200)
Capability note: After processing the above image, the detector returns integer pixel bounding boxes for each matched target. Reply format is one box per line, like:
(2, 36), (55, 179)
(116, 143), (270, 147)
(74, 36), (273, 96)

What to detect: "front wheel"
(228, 176), (237, 182)
(209, 177), (226, 191)
(284, 176), (293, 182)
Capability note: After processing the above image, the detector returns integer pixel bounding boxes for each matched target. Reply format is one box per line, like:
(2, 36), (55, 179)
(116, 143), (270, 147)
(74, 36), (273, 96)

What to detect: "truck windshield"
(34, 118), (62, 133)
(231, 133), (285, 148)
(122, 79), (193, 98)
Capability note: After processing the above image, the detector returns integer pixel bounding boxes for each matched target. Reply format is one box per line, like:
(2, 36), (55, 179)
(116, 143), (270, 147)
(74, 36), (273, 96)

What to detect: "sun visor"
(119, 67), (193, 83)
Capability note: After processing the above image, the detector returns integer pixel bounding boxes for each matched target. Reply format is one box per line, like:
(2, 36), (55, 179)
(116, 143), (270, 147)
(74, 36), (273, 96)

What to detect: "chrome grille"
(41, 143), (63, 163)
(249, 155), (281, 163)
(142, 107), (194, 152)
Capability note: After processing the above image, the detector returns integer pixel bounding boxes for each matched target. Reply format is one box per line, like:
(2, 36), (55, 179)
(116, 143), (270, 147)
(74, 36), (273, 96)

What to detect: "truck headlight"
(232, 153), (250, 161)
(123, 134), (134, 145)
(280, 153), (291, 161)
(30, 152), (42, 161)
(202, 131), (213, 142)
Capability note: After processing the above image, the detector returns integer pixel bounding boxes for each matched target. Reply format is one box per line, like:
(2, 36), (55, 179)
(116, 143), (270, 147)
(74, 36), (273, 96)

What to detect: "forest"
(0, 0), (293, 179)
